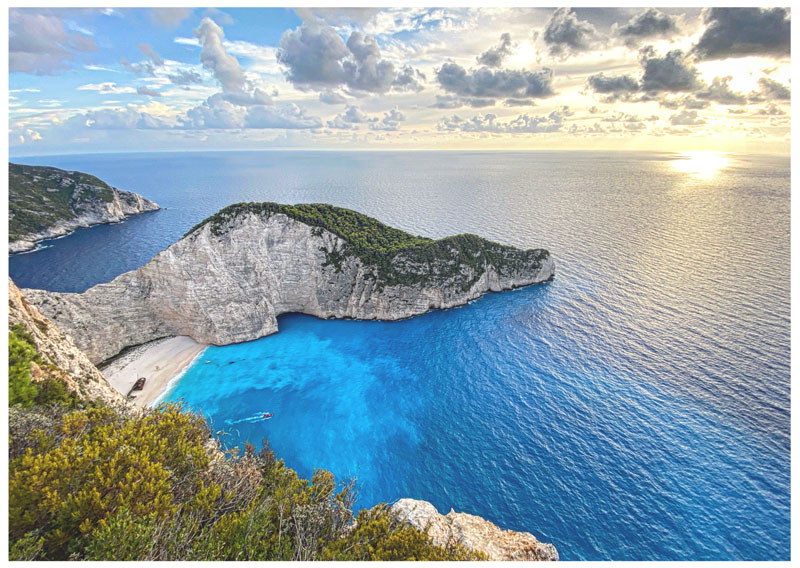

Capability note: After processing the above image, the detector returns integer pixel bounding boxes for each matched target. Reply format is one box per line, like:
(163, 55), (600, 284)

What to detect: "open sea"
(9, 150), (790, 560)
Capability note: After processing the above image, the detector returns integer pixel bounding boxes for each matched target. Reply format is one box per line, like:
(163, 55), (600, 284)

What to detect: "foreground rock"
(23, 202), (554, 363)
(9, 163), (159, 254)
(392, 499), (558, 561)
(8, 279), (126, 408)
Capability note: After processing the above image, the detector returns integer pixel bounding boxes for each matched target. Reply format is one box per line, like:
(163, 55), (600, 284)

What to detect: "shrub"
(8, 400), (483, 561)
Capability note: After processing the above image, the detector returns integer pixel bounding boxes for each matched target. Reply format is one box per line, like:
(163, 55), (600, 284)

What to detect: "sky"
(7, 6), (792, 156)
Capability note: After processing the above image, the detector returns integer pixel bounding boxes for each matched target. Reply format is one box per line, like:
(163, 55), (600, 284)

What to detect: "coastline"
(9, 208), (161, 255)
(101, 336), (207, 408)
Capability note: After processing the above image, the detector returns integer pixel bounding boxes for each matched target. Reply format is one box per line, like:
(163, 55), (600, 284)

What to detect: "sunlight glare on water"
(670, 151), (730, 180)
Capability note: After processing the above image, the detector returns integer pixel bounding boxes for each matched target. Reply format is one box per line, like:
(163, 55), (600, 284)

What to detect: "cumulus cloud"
(10, 8), (98, 74)
(586, 73), (639, 101)
(136, 86), (161, 97)
(277, 21), (423, 93)
(69, 107), (169, 129)
(179, 94), (321, 130)
(694, 76), (747, 105)
(120, 57), (156, 76)
(692, 8), (791, 60)
(756, 103), (786, 116)
(477, 33), (514, 68)
(319, 90), (347, 104)
(543, 8), (603, 57)
(167, 68), (203, 85)
(370, 108), (405, 131)
(437, 107), (570, 134)
(195, 17), (246, 92)
(669, 110), (705, 126)
(326, 106), (405, 131)
(755, 77), (791, 101)
(393, 65), (426, 92)
(614, 8), (680, 47)
(436, 62), (555, 101)
(639, 48), (701, 93)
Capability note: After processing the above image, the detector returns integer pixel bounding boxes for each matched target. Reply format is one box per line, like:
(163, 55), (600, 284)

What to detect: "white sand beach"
(101, 336), (207, 408)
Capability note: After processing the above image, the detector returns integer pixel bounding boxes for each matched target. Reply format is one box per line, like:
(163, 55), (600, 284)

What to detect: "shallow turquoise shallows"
(11, 151), (790, 560)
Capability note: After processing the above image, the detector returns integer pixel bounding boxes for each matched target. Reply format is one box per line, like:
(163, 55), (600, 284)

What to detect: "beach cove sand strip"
(101, 336), (207, 408)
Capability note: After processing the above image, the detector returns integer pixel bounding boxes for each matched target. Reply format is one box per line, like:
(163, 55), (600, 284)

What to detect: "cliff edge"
(23, 202), (554, 363)
(9, 163), (160, 254)
(393, 499), (558, 561)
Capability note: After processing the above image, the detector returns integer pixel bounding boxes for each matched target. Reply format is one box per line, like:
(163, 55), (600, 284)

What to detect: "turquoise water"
(11, 151), (790, 560)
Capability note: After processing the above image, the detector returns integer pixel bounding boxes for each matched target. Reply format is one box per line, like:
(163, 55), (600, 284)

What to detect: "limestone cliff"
(392, 499), (558, 561)
(9, 163), (160, 254)
(8, 279), (127, 408)
(23, 202), (554, 364)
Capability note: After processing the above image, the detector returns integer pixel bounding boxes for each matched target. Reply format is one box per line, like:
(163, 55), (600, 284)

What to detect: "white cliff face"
(23, 211), (554, 364)
(392, 499), (559, 561)
(8, 187), (159, 254)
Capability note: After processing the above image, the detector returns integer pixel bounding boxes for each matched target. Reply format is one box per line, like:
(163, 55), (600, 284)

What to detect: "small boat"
(262, 413), (274, 419)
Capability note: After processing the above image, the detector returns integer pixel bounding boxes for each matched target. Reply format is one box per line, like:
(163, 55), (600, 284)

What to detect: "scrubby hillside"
(8, 163), (159, 253)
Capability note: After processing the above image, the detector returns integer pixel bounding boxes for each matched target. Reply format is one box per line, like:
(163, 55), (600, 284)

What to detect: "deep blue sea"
(9, 151), (790, 560)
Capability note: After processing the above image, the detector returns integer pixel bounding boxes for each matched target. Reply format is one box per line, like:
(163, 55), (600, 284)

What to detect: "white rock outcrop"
(392, 498), (558, 561)
(23, 207), (554, 364)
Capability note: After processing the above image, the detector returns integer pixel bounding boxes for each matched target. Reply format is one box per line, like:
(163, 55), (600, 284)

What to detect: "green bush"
(8, 400), (481, 561)
(8, 324), (79, 409)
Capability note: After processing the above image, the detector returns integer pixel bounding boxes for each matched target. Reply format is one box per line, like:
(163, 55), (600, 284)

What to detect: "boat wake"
(224, 412), (274, 425)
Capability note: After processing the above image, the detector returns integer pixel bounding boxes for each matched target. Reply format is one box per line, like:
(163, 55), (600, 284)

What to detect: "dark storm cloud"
(543, 8), (602, 57)
(436, 62), (555, 100)
(692, 8), (791, 60)
(615, 8), (680, 46)
(477, 33), (514, 68)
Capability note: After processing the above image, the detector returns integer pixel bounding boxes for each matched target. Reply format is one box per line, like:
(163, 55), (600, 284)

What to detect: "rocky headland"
(8, 163), (159, 254)
(10, 201), (557, 559)
(393, 499), (559, 561)
(23, 202), (554, 364)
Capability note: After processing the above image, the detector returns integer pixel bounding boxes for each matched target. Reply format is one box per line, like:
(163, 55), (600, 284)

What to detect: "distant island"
(8, 163), (159, 254)
(24, 201), (554, 364)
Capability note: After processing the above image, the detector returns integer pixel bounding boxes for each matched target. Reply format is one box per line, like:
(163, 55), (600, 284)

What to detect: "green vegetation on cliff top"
(186, 202), (549, 289)
(8, 163), (116, 240)
(8, 340), (484, 560)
